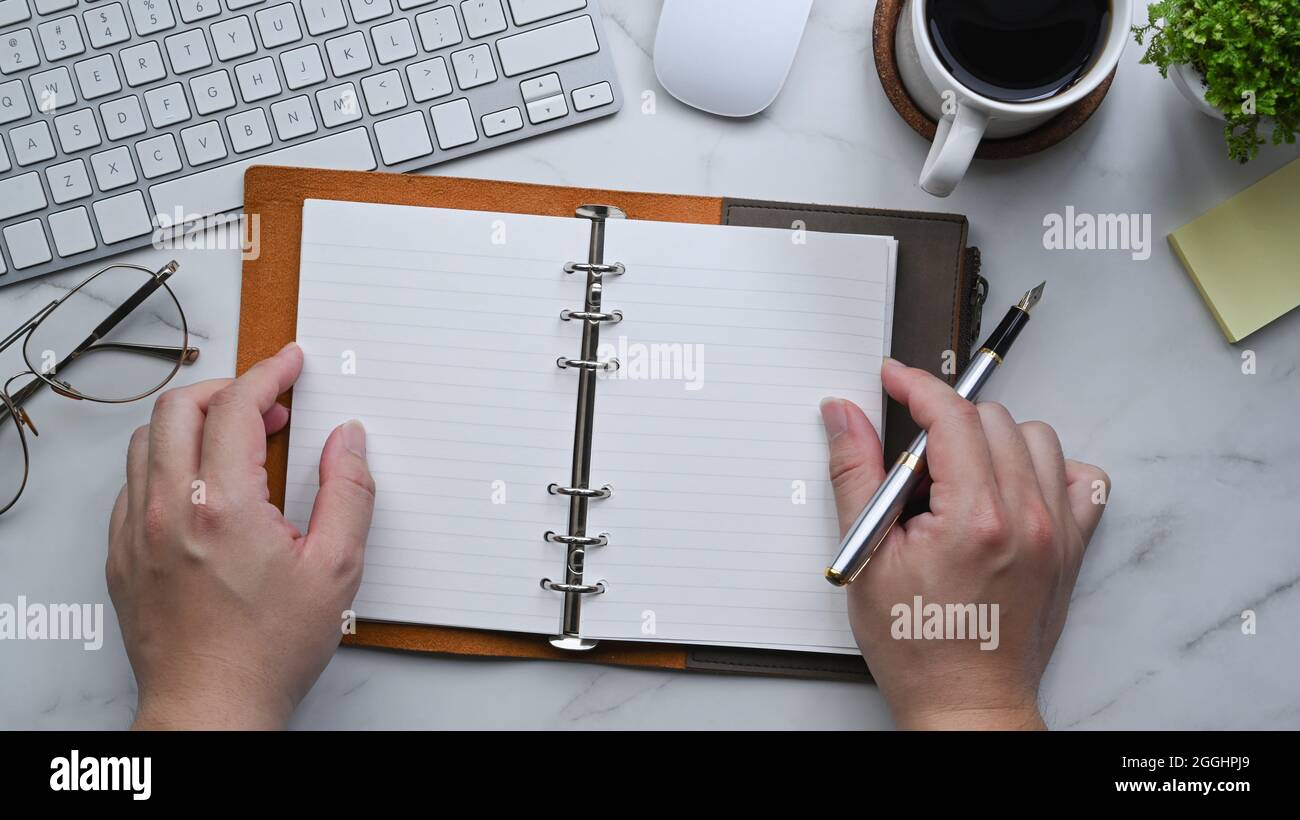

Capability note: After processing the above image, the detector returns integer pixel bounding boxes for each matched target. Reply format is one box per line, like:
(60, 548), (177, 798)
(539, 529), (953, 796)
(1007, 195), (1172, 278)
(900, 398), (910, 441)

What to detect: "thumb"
(820, 398), (886, 538)
(305, 420), (376, 573)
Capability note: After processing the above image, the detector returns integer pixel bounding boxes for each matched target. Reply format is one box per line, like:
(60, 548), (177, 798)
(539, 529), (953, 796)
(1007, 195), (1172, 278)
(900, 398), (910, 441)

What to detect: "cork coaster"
(873, 0), (1116, 160)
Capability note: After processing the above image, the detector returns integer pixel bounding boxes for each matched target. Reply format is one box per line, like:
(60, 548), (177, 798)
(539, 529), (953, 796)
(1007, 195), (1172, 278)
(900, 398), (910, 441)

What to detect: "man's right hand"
(819, 358), (1109, 729)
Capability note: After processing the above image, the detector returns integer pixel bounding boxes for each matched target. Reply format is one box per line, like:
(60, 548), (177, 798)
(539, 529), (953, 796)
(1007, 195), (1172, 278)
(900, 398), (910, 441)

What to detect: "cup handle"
(919, 103), (989, 197)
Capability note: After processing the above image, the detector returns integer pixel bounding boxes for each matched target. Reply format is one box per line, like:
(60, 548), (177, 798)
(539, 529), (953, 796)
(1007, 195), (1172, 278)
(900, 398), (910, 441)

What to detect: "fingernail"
(881, 356), (902, 371)
(278, 341), (301, 356)
(341, 420), (366, 458)
(819, 398), (849, 439)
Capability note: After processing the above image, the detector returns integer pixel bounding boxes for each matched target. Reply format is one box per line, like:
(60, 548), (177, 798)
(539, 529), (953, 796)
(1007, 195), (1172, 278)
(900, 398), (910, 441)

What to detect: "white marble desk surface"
(2, 0), (1297, 729)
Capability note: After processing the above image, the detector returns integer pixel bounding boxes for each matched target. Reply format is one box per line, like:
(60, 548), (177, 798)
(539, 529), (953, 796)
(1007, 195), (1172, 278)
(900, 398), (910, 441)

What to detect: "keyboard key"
(90, 144), (137, 189)
(269, 93), (316, 139)
(429, 97), (475, 148)
(360, 69), (404, 115)
(148, 126), (375, 218)
(0, 172), (47, 220)
(496, 15), (596, 77)
(136, 132), (183, 177)
(279, 43), (325, 89)
(0, 135), (8, 171)
(371, 18), (416, 64)
(0, 79), (32, 124)
(0, 0), (33, 27)
(92, 189), (153, 243)
(325, 30), (370, 76)
(35, 0), (77, 13)
(54, 107), (101, 152)
(144, 81), (190, 126)
(175, 0), (220, 23)
(235, 56), (280, 101)
(414, 6), (459, 51)
(507, 0), (585, 26)
(225, 0), (266, 8)
(127, 0), (176, 37)
(225, 106), (271, 151)
(37, 16), (86, 62)
(84, 4), (133, 49)
(372, 110), (431, 164)
(347, 0), (390, 24)
(190, 68), (236, 114)
(571, 79), (610, 111)
(74, 54), (122, 99)
(100, 95), (146, 139)
(3, 219), (52, 268)
(519, 72), (559, 102)
(481, 105), (521, 137)
(405, 56), (449, 102)
(450, 44), (494, 89)
(121, 40), (166, 85)
(300, 0), (345, 35)
(46, 158), (92, 203)
(315, 81), (360, 126)
(48, 206), (97, 256)
(10, 120), (55, 164)
(396, 0), (437, 9)
(30, 66), (74, 111)
(525, 92), (565, 123)
(460, 0), (506, 38)
(164, 27), (212, 73)
(0, 28), (39, 75)
(255, 3), (302, 49)
(211, 15), (256, 61)
(179, 120), (226, 164)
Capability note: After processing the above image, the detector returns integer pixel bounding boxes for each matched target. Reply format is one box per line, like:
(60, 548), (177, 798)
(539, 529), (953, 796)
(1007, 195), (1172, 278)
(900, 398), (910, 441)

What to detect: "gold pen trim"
(895, 450), (923, 471)
(977, 347), (1004, 365)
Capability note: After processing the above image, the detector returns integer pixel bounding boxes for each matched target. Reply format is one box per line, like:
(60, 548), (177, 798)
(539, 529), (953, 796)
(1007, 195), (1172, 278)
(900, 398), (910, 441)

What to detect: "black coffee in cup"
(925, 0), (1111, 103)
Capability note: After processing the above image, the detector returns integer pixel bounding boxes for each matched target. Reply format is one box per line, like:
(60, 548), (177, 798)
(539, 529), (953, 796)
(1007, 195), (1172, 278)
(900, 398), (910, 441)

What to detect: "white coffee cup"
(896, 0), (1131, 197)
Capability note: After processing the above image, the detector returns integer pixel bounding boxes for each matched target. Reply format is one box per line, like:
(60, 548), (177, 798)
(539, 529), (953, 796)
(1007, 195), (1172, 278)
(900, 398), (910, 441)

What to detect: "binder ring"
(564, 261), (625, 277)
(561, 309), (623, 324)
(540, 579), (606, 595)
(548, 483), (612, 499)
(557, 356), (619, 371)
(544, 531), (609, 547)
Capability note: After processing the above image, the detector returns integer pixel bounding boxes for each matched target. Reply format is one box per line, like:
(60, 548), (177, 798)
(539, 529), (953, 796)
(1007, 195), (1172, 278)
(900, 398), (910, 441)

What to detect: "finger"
(200, 343), (303, 486)
(109, 483), (128, 546)
(1019, 421), (1071, 526)
(304, 421), (375, 580)
(126, 423), (150, 520)
(880, 358), (996, 515)
(820, 397), (886, 538)
(147, 378), (233, 489)
(976, 402), (1042, 509)
(1064, 459), (1110, 544)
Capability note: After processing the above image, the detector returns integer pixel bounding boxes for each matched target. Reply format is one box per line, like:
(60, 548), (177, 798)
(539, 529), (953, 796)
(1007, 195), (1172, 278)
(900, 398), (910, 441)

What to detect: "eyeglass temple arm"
(64, 260), (180, 363)
(0, 303), (58, 354)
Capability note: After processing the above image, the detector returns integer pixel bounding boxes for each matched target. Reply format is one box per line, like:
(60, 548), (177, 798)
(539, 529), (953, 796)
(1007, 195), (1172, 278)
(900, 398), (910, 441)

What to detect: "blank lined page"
(287, 199), (590, 636)
(580, 219), (896, 652)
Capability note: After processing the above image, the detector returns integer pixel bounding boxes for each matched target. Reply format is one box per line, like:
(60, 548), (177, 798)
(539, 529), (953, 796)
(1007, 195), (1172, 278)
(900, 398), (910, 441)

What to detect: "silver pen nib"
(1017, 281), (1046, 313)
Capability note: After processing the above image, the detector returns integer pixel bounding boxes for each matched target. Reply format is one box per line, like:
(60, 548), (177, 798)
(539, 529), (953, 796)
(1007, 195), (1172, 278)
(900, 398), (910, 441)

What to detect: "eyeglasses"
(0, 261), (199, 516)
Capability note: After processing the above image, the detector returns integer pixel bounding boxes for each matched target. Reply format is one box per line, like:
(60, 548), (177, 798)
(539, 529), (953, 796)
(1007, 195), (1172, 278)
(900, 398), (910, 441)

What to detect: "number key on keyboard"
(1, 30), (41, 76)
(0, 0), (33, 27)
(37, 16), (86, 62)
(127, 0), (177, 37)
(84, 4), (133, 49)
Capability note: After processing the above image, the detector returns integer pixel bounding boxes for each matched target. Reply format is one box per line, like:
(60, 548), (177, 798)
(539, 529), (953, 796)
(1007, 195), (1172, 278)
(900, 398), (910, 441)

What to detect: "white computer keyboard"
(0, 0), (621, 285)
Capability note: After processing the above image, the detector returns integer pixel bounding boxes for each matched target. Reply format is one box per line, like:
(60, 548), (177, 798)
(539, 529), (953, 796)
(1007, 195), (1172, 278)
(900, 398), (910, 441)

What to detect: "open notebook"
(285, 199), (896, 655)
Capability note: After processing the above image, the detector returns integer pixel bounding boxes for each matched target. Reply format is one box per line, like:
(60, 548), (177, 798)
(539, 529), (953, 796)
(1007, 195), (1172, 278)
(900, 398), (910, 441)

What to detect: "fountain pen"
(824, 281), (1046, 586)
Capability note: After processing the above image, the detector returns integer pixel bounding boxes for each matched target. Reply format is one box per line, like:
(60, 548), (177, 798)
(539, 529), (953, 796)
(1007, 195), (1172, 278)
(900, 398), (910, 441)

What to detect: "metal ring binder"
(540, 204), (626, 652)
(548, 483), (613, 499)
(544, 531), (609, 547)
(563, 261), (625, 277)
(556, 356), (619, 371)
(560, 309), (623, 324)
(540, 579), (606, 595)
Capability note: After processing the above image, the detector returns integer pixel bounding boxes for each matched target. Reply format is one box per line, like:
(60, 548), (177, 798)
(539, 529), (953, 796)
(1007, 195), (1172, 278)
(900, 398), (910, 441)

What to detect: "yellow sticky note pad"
(1169, 158), (1300, 343)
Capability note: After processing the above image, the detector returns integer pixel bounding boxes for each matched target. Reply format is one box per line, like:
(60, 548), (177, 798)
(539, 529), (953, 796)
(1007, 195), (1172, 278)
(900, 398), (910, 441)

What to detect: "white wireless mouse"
(653, 0), (814, 118)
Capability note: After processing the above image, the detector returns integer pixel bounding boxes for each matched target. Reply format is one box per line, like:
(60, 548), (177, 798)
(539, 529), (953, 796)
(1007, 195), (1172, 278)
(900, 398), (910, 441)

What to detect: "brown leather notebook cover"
(236, 167), (984, 680)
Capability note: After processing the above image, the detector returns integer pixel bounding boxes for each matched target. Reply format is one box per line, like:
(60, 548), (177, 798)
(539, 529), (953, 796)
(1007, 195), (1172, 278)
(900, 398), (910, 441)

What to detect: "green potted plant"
(1133, 0), (1300, 162)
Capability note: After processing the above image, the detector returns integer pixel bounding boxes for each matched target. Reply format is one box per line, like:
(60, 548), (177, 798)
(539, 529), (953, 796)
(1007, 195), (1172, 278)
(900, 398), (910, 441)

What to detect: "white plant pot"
(1169, 62), (1227, 120)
